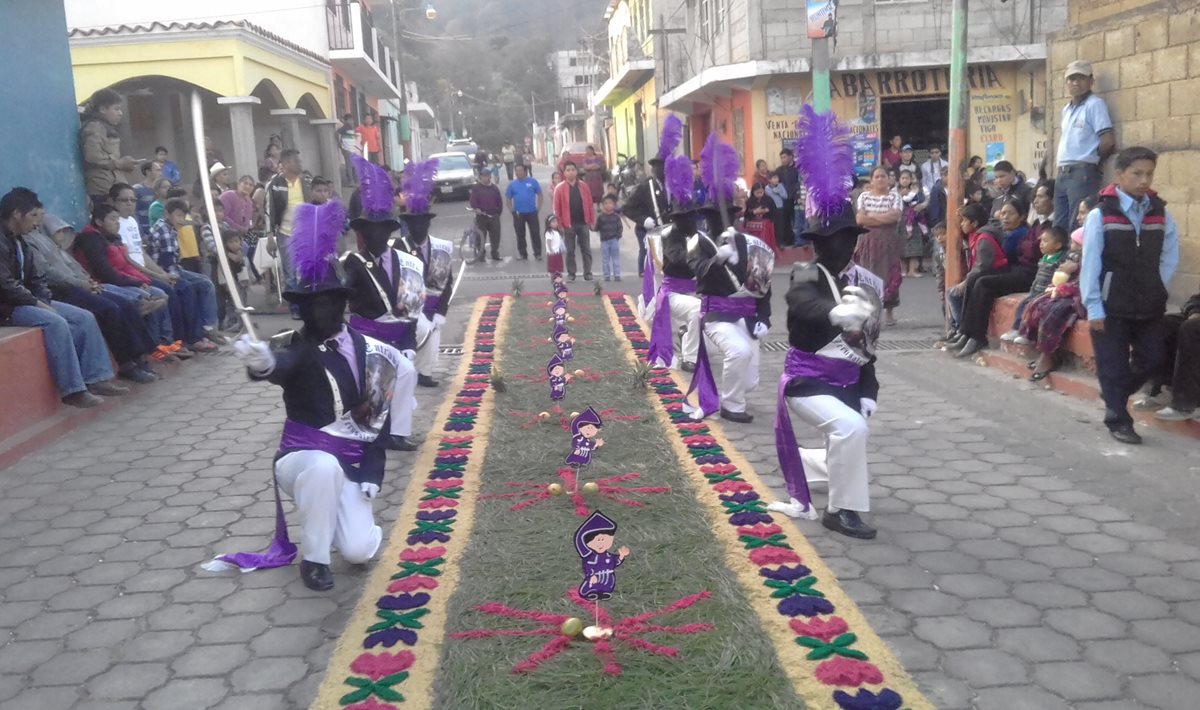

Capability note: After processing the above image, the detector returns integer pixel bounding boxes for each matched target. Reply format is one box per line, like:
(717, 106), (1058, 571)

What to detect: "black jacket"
(661, 227), (696, 280)
(687, 231), (771, 328)
(341, 249), (418, 352)
(623, 178), (669, 226)
(0, 232), (50, 323)
(783, 264), (880, 403)
(266, 173), (313, 233)
(252, 328), (388, 486)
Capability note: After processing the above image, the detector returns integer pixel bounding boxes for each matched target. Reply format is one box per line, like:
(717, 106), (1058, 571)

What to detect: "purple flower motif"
(407, 532), (450, 544)
(417, 510), (456, 521)
(435, 455), (468, 465)
(728, 512), (773, 526)
(376, 593), (432, 610)
(364, 627), (418, 648)
(778, 595), (835, 617)
(719, 492), (760, 504)
(833, 688), (904, 710)
(760, 565), (812, 581)
(695, 455), (731, 465)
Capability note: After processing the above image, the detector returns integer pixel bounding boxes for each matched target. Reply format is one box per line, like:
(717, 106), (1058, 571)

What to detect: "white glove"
(360, 482), (380, 500)
(715, 243), (738, 265)
(753, 321), (769, 338)
(828, 286), (875, 330)
(643, 217), (656, 230)
(233, 334), (275, 375)
(432, 313), (446, 330)
(860, 398), (877, 419)
(401, 349), (416, 361)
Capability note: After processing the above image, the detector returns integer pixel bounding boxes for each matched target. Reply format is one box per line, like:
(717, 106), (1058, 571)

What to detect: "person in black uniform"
(623, 158), (670, 278)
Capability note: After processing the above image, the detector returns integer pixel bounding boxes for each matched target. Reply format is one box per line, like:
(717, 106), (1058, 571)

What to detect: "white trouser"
(389, 354), (418, 436)
(786, 395), (870, 512)
(703, 319), (760, 413)
(274, 451), (382, 565)
(670, 294), (702, 366)
(414, 313), (440, 378)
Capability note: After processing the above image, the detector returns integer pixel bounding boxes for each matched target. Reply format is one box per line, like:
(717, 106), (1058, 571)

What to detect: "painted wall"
(64, 0), (330, 56)
(0, 0), (86, 224)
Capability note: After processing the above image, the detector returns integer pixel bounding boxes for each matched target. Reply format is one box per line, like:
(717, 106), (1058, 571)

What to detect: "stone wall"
(1048, 0), (1200, 302)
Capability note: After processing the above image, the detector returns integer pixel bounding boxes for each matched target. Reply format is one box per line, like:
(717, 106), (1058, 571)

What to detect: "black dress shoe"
(822, 509), (877, 539)
(955, 338), (983, 359)
(417, 374), (439, 388)
(583, 274), (593, 281)
(300, 560), (334, 591)
(388, 435), (419, 451)
(1109, 426), (1143, 445)
(680, 361), (696, 373)
(568, 274), (577, 282)
(947, 333), (969, 348)
(719, 407), (753, 424)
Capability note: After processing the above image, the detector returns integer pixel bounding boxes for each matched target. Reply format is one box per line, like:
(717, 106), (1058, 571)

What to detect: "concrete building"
(0, 1), (87, 224)
(593, 0), (663, 166)
(1047, 0), (1200, 301)
(65, 0), (409, 192)
(653, 0), (1067, 180)
(553, 49), (605, 108)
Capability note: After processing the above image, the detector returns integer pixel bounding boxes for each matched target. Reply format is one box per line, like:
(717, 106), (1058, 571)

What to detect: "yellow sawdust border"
(312, 295), (509, 710)
(603, 294), (934, 710)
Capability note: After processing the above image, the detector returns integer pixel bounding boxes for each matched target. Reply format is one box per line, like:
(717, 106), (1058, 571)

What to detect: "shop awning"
(592, 59), (655, 108)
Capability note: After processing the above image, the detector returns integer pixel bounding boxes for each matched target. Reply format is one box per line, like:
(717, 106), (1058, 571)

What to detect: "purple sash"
(774, 347), (860, 508)
(206, 420), (365, 572)
(641, 251), (655, 307)
(423, 294), (443, 317)
(646, 276), (696, 366)
(348, 314), (414, 347)
(685, 295), (758, 417)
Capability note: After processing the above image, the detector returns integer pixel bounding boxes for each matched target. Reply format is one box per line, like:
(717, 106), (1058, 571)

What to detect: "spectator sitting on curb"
(149, 199), (221, 352)
(1018, 225), (1085, 381)
(945, 203), (1002, 343)
(1140, 289), (1200, 421)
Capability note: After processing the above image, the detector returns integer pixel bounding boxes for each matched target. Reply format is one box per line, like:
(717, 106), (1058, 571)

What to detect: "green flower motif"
(409, 519), (453, 537)
(367, 608), (430, 633)
(739, 533), (792, 550)
(390, 558), (444, 579)
(720, 499), (768, 515)
(703, 472), (743, 483)
(764, 576), (825, 599)
(421, 487), (461, 501)
(794, 633), (868, 661)
(339, 672), (409, 704)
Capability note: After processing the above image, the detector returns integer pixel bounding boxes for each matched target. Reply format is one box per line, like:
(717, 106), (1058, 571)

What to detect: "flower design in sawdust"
(449, 587), (713, 676)
(479, 469), (670, 517)
(505, 406), (643, 432)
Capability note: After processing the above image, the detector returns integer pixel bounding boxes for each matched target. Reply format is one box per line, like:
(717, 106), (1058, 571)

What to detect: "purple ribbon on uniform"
(641, 251), (655, 307)
(348, 314), (415, 347)
(774, 347), (860, 506)
(685, 295), (758, 418)
(206, 421), (365, 572)
(646, 276), (696, 367)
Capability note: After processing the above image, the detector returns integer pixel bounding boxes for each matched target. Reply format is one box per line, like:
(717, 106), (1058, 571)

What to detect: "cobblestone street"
(2, 305), (1200, 708)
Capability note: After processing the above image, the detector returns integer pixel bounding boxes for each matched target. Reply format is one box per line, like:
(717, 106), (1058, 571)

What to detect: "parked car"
(430, 152), (476, 201)
(556, 142), (604, 174)
(446, 139), (478, 161)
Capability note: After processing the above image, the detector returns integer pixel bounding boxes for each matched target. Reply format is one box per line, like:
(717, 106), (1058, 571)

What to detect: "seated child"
(946, 203), (998, 339)
(1002, 225), (1070, 346)
(1018, 226), (1084, 380)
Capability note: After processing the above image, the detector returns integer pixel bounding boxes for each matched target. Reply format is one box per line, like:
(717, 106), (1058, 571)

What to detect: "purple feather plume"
(700, 133), (739, 205)
(664, 154), (694, 208)
(402, 158), (439, 214)
(352, 155), (394, 217)
(289, 200), (347, 284)
(657, 114), (683, 162)
(795, 104), (854, 218)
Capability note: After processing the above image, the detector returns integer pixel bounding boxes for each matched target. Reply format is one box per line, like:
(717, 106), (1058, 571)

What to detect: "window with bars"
(699, 0), (711, 37)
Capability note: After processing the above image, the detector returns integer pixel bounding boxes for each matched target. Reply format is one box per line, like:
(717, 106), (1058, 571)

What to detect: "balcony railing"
(327, 1), (354, 51)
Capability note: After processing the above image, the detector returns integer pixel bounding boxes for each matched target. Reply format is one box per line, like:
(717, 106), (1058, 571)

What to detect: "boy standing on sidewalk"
(1080, 146), (1179, 445)
(596, 195), (623, 281)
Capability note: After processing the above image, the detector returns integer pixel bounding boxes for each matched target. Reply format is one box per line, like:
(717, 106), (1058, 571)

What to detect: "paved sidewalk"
(0, 351), (454, 710)
(726, 348), (1200, 710)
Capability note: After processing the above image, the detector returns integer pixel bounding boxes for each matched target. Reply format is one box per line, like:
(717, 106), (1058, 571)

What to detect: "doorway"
(880, 95), (949, 161)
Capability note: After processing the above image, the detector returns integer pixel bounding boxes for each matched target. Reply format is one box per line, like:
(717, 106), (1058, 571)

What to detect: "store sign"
(830, 65), (1004, 99)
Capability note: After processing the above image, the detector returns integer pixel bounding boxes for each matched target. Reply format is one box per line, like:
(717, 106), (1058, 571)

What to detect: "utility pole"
(650, 15), (686, 93)
(945, 0), (969, 287)
(390, 0), (410, 162)
(811, 39), (831, 113)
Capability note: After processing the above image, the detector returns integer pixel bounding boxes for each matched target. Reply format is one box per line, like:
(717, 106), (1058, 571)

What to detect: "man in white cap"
(1053, 59), (1115, 231)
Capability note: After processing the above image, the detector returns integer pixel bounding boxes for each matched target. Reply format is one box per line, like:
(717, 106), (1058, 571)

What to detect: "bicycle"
(458, 206), (487, 264)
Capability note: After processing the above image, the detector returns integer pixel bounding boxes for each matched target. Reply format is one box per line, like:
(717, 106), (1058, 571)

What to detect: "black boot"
(388, 435), (419, 451)
(822, 509), (877, 539)
(418, 375), (439, 388)
(719, 407), (753, 424)
(300, 560), (334, 591)
(955, 337), (983, 359)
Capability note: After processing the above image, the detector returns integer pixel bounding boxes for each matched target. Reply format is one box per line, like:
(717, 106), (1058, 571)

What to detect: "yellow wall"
(71, 38), (332, 116)
(611, 76), (657, 161)
(758, 63), (1046, 175)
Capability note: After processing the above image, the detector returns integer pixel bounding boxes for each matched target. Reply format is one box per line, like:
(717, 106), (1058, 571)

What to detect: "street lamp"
(390, 2), (437, 161)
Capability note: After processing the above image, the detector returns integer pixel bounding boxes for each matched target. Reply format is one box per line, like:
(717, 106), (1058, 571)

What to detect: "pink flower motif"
(418, 497), (460, 510)
(814, 657), (884, 687)
(387, 575), (438, 593)
(789, 616), (849, 642)
(736, 523), (782, 538)
(749, 548), (803, 566)
(350, 651), (415, 680)
(400, 546), (445, 562)
(440, 435), (474, 444)
(699, 464), (737, 475)
(426, 479), (464, 490)
(713, 480), (754, 494)
(344, 698), (398, 710)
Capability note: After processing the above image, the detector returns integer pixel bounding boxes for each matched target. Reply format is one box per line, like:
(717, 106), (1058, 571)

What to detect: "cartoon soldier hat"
(574, 510), (617, 557)
(569, 406), (603, 436)
(546, 353), (566, 377)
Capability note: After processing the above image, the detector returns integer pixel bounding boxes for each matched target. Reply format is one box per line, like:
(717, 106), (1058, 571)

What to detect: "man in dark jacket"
(622, 158), (670, 277)
(266, 149), (314, 296)
(0, 188), (125, 407)
(1143, 289), (1200, 422)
